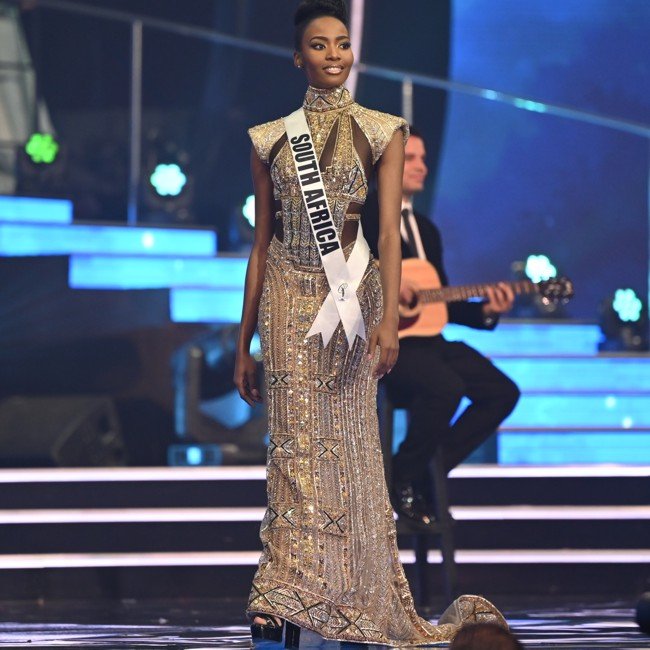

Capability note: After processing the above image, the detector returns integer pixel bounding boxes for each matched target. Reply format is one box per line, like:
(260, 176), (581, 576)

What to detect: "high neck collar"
(303, 85), (353, 112)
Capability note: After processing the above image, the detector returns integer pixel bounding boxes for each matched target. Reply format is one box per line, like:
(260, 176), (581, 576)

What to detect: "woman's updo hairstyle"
(294, 0), (349, 50)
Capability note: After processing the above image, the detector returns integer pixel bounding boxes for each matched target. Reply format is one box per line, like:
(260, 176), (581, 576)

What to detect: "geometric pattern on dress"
(315, 438), (340, 461)
(266, 504), (297, 529)
(320, 509), (346, 536)
(331, 605), (383, 641)
(248, 576), (457, 642)
(250, 583), (332, 630)
(344, 163), (366, 199)
(303, 85), (352, 113)
(314, 374), (337, 393)
(268, 370), (290, 389)
(269, 434), (294, 458)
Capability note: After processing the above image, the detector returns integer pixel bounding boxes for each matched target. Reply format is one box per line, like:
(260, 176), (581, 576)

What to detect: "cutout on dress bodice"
(268, 113), (376, 252)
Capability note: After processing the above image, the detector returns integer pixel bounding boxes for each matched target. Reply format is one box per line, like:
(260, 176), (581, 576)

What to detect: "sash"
(283, 108), (369, 348)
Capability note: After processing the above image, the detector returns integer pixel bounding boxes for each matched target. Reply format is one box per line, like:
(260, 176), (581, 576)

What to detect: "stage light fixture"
(612, 288), (643, 323)
(598, 288), (648, 352)
(167, 443), (223, 466)
(242, 194), (255, 227)
(509, 256), (567, 318)
(150, 163), (187, 197)
(24, 132), (59, 164)
(524, 254), (557, 283)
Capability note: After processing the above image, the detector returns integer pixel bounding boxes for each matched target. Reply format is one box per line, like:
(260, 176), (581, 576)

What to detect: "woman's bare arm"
(367, 130), (404, 378)
(234, 147), (275, 405)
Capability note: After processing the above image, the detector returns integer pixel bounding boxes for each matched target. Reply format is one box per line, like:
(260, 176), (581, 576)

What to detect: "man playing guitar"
(361, 127), (520, 528)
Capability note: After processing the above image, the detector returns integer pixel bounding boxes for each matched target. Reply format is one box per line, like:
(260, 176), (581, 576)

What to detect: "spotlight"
(242, 194), (255, 227)
(25, 132), (60, 165)
(150, 163), (187, 197)
(167, 443), (223, 466)
(142, 134), (194, 224)
(524, 254), (557, 283)
(612, 288), (643, 323)
(510, 256), (569, 318)
(598, 288), (648, 352)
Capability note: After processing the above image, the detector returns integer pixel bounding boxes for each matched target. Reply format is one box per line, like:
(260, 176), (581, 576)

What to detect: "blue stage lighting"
(150, 163), (187, 197)
(186, 446), (203, 465)
(494, 357), (650, 392)
(0, 223), (216, 257)
(444, 322), (601, 356)
(524, 254), (557, 283)
(599, 289), (648, 352)
(0, 196), (72, 224)
(612, 288), (642, 322)
(504, 394), (649, 429)
(170, 288), (244, 323)
(513, 98), (547, 114)
(243, 195), (255, 227)
(499, 432), (650, 465)
(167, 443), (223, 466)
(70, 255), (246, 290)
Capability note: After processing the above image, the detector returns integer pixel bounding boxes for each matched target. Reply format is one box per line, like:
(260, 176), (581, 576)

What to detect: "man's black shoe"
(392, 481), (438, 529)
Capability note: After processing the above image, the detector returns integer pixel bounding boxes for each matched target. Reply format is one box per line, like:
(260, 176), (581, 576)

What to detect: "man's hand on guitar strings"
(483, 282), (516, 316)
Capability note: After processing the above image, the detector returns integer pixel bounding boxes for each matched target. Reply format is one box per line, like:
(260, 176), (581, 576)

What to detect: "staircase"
(0, 465), (648, 603)
(1, 195), (649, 603)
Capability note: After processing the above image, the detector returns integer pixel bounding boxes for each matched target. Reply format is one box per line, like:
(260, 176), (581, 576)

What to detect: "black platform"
(0, 597), (649, 648)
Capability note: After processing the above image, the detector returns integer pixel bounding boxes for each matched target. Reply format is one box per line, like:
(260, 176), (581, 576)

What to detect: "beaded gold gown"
(246, 85), (505, 646)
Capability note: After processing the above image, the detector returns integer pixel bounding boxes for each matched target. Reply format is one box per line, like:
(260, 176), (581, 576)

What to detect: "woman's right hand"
(234, 350), (263, 406)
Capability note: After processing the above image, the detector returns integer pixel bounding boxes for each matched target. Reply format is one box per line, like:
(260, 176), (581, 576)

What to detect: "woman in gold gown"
(234, 1), (507, 645)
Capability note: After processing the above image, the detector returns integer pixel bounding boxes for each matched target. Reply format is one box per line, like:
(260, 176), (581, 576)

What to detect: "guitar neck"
(420, 280), (537, 305)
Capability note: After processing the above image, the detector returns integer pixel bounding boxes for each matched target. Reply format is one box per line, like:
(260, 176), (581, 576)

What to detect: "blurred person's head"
(402, 127), (428, 200)
(450, 622), (523, 650)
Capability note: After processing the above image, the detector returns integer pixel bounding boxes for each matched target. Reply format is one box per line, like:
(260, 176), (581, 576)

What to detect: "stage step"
(0, 196), (72, 224)
(69, 255), (246, 290)
(1, 509), (649, 554)
(494, 355), (650, 392)
(0, 222), (217, 257)
(0, 466), (647, 599)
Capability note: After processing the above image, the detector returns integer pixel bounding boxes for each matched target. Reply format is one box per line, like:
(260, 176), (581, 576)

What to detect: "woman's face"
(295, 16), (354, 89)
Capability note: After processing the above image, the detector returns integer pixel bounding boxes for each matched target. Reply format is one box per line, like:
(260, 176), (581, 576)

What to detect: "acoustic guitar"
(398, 258), (574, 338)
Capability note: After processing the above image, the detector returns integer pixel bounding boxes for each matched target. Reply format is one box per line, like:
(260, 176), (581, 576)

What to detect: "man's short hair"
(408, 125), (425, 144)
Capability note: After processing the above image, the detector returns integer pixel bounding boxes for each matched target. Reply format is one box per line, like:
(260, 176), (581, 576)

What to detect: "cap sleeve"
(374, 115), (409, 164)
(351, 106), (410, 165)
(248, 118), (285, 165)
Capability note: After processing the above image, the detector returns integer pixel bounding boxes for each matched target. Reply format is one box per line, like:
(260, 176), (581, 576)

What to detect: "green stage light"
(25, 133), (59, 164)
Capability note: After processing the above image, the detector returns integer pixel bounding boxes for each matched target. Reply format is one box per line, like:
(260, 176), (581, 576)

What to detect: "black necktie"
(401, 208), (419, 258)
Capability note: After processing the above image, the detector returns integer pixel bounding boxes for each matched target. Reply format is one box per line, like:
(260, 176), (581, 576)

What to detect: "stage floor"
(0, 597), (647, 648)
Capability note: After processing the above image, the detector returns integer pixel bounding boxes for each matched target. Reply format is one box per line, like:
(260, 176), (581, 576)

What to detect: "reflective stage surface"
(0, 598), (648, 649)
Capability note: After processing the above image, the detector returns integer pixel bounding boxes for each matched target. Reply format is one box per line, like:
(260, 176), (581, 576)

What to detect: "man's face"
(402, 135), (428, 196)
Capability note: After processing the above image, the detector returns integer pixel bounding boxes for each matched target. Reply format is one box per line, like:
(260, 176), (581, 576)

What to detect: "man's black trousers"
(385, 335), (520, 482)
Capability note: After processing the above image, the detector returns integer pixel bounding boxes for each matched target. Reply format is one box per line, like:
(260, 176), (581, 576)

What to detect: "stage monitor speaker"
(0, 396), (126, 467)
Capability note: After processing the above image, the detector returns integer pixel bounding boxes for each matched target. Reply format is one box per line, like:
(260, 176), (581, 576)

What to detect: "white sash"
(283, 108), (369, 348)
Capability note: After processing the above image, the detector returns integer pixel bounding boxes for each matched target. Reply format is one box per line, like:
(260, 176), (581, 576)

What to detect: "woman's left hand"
(367, 318), (399, 379)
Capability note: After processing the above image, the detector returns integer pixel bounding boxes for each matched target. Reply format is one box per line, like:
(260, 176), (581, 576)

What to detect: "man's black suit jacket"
(360, 192), (496, 331)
